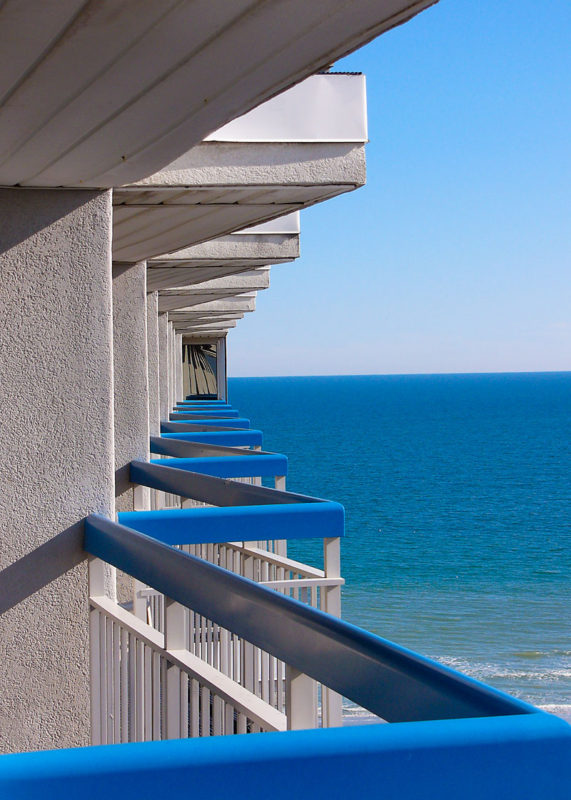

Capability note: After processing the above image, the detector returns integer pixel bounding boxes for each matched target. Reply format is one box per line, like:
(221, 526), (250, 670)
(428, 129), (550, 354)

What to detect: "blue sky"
(229, 0), (570, 376)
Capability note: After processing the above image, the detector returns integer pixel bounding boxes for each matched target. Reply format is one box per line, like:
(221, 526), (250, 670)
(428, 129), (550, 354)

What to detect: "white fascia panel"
(205, 74), (367, 143)
(231, 212), (300, 235)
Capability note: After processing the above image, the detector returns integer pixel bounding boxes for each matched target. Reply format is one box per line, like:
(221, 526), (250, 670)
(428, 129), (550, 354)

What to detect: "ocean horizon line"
(229, 369), (571, 379)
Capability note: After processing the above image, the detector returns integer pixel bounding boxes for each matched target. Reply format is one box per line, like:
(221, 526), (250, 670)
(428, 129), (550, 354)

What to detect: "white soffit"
(176, 320), (238, 331)
(157, 269), (270, 312)
(146, 215), (299, 291)
(161, 290), (258, 312)
(0, 1), (436, 188)
(113, 75), (366, 261)
(168, 295), (257, 315)
(147, 259), (283, 293)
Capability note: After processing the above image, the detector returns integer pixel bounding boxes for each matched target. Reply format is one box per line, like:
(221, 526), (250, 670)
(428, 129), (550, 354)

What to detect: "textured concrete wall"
(0, 188), (114, 752)
(137, 142), (366, 187)
(167, 323), (174, 413)
(158, 314), (170, 419)
(154, 232), (300, 261)
(147, 292), (160, 436)
(175, 334), (183, 402)
(112, 262), (150, 513)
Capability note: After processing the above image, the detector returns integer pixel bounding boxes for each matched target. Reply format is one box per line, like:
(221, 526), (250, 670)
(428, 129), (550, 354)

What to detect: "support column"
(158, 313), (170, 422)
(217, 337), (227, 401)
(0, 188), (114, 752)
(168, 322), (175, 413)
(175, 333), (183, 403)
(112, 261), (150, 513)
(146, 292), (160, 436)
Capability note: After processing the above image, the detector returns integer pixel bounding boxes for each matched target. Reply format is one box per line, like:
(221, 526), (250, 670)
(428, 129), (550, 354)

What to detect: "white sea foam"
(432, 655), (571, 683)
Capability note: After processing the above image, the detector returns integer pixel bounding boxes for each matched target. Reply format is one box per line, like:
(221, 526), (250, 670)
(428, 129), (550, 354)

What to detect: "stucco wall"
(112, 261), (150, 512)
(0, 188), (114, 752)
(147, 292), (160, 436)
(158, 314), (170, 420)
(136, 142), (366, 187)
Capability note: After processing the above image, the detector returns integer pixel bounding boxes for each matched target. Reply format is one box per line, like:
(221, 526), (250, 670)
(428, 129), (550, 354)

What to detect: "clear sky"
(228, 0), (570, 377)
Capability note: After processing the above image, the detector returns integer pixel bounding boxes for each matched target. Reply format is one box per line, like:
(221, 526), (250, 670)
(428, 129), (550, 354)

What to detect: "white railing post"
(285, 665), (317, 730)
(242, 554), (256, 693)
(89, 556), (110, 746)
(133, 581), (148, 622)
(274, 475), (287, 556)
(165, 597), (187, 739)
(322, 537), (343, 727)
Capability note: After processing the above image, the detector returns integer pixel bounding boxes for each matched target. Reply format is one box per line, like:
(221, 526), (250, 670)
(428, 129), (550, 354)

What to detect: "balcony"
(1, 396), (569, 795)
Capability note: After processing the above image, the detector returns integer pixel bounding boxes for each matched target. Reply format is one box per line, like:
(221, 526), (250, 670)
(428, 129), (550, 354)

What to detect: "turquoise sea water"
(228, 372), (570, 715)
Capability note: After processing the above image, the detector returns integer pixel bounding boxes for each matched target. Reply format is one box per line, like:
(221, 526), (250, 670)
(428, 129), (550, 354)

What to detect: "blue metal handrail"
(161, 419), (250, 432)
(130, 461), (319, 506)
(175, 400), (234, 410)
(149, 454), (287, 479)
(84, 514), (536, 723)
(160, 430), (263, 447)
(118, 503), (342, 543)
(149, 436), (271, 459)
(170, 410), (240, 419)
(3, 714), (569, 799)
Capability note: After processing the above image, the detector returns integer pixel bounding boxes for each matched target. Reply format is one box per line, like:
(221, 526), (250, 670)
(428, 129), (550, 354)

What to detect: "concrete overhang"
(147, 214), (299, 291)
(112, 74), (367, 262)
(173, 312), (247, 330)
(178, 320), (238, 332)
(168, 296), (256, 317)
(164, 291), (257, 314)
(0, 1), (436, 188)
(158, 268), (270, 313)
(168, 310), (246, 323)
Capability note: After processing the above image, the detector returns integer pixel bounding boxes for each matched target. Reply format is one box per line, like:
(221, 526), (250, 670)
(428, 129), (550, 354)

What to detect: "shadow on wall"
(0, 521), (86, 614)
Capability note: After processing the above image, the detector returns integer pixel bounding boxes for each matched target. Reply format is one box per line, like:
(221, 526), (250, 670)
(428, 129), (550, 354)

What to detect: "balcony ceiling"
(112, 167), (361, 262)
(158, 268), (270, 313)
(168, 295), (256, 316)
(0, 0), (436, 188)
(146, 222), (299, 292)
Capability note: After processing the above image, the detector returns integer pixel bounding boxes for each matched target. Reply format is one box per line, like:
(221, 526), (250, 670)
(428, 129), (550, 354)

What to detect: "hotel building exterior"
(0, 2), (568, 796)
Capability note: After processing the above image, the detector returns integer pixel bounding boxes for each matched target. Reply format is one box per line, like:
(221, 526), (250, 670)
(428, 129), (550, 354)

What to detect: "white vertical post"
(242, 554), (256, 692)
(216, 336), (227, 401)
(88, 556), (110, 746)
(274, 476), (287, 557)
(132, 485), (151, 620)
(285, 665), (317, 730)
(175, 333), (183, 403)
(165, 597), (187, 739)
(322, 537), (343, 727)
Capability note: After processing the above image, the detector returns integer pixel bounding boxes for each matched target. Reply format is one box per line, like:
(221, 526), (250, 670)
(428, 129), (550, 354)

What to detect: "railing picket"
(201, 687), (210, 736)
(166, 664), (181, 739)
(105, 618), (113, 743)
(180, 671), (189, 737)
(135, 639), (145, 741)
(213, 696), (224, 736)
(89, 609), (102, 746)
(128, 632), (136, 741)
(190, 678), (200, 737)
(152, 650), (161, 740)
(144, 644), (152, 740)
(113, 620), (121, 744)
(100, 614), (108, 745)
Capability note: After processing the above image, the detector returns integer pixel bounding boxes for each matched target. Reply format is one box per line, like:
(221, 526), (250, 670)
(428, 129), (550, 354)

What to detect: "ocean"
(228, 372), (570, 719)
